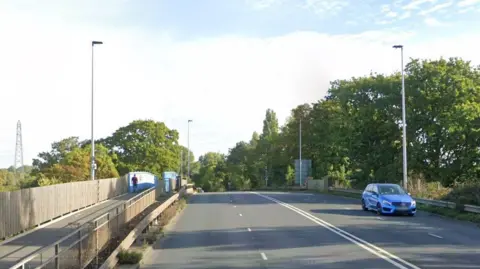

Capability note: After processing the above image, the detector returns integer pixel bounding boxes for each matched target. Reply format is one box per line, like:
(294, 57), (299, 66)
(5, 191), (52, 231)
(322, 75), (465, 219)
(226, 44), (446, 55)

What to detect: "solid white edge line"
(260, 252), (268, 260)
(251, 192), (421, 269)
(428, 233), (443, 239)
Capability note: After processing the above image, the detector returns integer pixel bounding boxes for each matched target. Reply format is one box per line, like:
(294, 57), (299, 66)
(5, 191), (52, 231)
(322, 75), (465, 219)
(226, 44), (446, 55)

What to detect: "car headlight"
(382, 200), (392, 206)
(411, 200), (416, 206)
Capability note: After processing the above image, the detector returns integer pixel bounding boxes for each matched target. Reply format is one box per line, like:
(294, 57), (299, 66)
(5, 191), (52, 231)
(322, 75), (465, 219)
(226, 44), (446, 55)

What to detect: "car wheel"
(362, 199), (368, 211)
(376, 202), (383, 215)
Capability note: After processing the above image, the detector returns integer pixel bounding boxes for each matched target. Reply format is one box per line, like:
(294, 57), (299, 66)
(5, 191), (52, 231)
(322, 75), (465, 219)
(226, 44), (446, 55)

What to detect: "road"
(141, 191), (480, 269)
(0, 192), (138, 269)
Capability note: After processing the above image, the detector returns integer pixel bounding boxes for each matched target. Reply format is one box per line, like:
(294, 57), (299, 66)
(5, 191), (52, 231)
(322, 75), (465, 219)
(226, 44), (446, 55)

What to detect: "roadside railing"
(10, 187), (161, 269)
(329, 187), (480, 214)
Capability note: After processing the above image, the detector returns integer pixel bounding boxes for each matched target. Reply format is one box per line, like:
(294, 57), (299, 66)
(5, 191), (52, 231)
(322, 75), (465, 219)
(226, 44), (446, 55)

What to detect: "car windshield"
(378, 185), (407, 195)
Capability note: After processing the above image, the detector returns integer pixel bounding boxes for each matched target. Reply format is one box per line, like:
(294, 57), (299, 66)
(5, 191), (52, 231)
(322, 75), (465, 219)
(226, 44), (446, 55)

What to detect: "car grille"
(392, 202), (411, 207)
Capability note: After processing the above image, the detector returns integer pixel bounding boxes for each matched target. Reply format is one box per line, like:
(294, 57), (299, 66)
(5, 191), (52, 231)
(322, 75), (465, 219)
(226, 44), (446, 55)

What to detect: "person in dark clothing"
(132, 174), (138, 192)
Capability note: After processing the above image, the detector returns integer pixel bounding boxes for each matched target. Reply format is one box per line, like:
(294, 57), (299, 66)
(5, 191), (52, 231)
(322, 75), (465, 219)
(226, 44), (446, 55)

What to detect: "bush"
(117, 249), (143, 264)
(443, 182), (480, 205)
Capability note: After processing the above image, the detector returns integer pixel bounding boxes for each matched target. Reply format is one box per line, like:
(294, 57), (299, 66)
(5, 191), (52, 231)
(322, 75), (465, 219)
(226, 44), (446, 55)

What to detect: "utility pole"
(299, 117), (302, 187)
(187, 119), (192, 179)
(90, 40), (103, 181)
(393, 44), (408, 190)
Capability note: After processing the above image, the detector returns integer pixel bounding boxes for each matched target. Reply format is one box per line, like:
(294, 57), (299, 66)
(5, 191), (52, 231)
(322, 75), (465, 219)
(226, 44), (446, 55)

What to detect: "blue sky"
(0, 0), (479, 169)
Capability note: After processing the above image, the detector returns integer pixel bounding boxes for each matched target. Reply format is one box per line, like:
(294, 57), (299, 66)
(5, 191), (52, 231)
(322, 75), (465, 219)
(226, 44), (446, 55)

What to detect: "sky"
(0, 0), (479, 169)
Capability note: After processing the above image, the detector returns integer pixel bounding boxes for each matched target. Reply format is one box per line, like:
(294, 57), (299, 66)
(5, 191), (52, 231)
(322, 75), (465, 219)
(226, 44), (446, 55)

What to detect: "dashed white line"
(260, 252), (268, 260)
(239, 213), (243, 217)
(344, 207), (351, 210)
(247, 228), (252, 232)
(428, 233), (443, 239)
(376, 217), (384, 220)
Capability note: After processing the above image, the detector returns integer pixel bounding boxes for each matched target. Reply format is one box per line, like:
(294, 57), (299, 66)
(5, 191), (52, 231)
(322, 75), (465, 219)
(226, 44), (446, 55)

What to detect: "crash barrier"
(9, 185), (174, 269)
(99, 187), (187, 269)
(329, 187), (480, 214)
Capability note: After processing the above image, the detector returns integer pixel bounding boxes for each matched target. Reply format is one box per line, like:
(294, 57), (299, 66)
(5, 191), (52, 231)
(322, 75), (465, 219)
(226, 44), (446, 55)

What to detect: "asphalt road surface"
(0, 192), (138, 269)
(141, 191), (480, 269)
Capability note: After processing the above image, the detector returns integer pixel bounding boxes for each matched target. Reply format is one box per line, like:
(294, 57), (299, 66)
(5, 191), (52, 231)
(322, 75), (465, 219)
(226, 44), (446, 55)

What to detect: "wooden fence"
(0, 176), (128, 240)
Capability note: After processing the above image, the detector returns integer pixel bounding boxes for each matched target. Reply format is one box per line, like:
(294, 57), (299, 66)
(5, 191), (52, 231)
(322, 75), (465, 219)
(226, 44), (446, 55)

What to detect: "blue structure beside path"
(128, 171), (158, 193)
(162, 171), (178, 192)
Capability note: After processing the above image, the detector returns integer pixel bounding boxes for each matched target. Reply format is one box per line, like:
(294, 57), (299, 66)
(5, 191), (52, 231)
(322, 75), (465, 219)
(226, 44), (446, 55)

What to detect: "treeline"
(0, 120), (197, 191)
(193, 57), (480, 205)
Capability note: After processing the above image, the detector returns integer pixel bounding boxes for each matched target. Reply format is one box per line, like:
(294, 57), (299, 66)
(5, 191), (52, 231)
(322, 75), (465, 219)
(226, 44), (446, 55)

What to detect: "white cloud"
(403, 0), (437, 10)
(424, 17), (447, 26)
(381, 4), (391, 13)
(0, 3), (479, 168)
(419, 1), (453, 15)
(399, 11), (412, 19)
(245, 0), (282, 10)
(458, 0), (480, 7)
(386, 11), (399, 17)
(303, 0), (349, 15)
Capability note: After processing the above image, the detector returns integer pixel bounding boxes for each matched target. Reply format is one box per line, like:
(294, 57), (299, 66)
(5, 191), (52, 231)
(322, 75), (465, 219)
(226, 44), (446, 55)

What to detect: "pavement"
(0, 192), (138, 269)
(141, 191), (480, 269)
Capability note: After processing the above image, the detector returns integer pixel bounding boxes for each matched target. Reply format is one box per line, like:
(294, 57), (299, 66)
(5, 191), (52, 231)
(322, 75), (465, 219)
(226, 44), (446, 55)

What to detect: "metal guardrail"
(329, 187), (480, 214)
(10, 187), (159, 269)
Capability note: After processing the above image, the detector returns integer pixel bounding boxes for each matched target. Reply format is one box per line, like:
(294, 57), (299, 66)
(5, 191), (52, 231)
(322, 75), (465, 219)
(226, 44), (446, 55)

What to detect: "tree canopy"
(192, 57), (480, 204)
(2, 120), (193, 190)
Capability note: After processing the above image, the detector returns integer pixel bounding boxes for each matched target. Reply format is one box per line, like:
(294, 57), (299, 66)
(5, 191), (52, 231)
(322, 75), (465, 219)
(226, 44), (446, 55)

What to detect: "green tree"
(103, 120), (180, 176)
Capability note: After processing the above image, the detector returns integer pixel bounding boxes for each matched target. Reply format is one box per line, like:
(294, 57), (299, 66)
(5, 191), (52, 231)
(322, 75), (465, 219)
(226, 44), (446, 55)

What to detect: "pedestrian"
(132, 174), (138, 192)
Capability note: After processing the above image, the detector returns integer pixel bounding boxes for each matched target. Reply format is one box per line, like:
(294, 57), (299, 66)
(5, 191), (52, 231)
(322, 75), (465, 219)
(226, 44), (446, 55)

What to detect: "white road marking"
(344, 207), (351, 210)
(248, 228), (252, 232)
(252, 192), (422, 269)
(428, 233), (443, 239)
(376, 217), (384, 220)
(239, 213), (243, 217)
(234, 205), (237, 208)
(260, 252), (268, 260)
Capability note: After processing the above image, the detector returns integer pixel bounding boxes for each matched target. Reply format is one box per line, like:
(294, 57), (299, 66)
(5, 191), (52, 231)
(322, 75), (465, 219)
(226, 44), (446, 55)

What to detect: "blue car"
(361, 183), (416, 216)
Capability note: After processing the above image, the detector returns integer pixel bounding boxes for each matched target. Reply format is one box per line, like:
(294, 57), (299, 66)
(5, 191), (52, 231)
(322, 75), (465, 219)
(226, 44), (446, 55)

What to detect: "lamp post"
(91, 40), (103, 181)
(187, 119), (192, 179)
(299, 117), (302, 187)
(393, 44), (408, 190)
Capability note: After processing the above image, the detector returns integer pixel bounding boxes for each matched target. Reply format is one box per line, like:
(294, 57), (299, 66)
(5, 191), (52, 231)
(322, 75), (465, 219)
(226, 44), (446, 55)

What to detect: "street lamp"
(91, 40), (103, 181)
(299, 117), (302, 187)
(393, 44), (408, 190)
(187, 119), (192, 179)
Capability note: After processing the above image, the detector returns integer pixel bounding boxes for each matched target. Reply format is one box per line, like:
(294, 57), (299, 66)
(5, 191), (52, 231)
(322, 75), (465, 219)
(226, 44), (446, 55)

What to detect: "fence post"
(55, 243), (60, 269)
(116, 207), (120, 234)
(97, 180), (100, 203)
(78, 230), (82, 268)
(95, 220), (99, 268)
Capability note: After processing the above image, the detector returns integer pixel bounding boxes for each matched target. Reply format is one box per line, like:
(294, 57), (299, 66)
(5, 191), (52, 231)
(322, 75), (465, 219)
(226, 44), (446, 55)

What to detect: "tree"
(194, 57), (480, 200)
(194, 152), (227, 192)
(32, 137), (82, 174)
(29, 137), (118, 185)
(103, 120), (181, 176)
